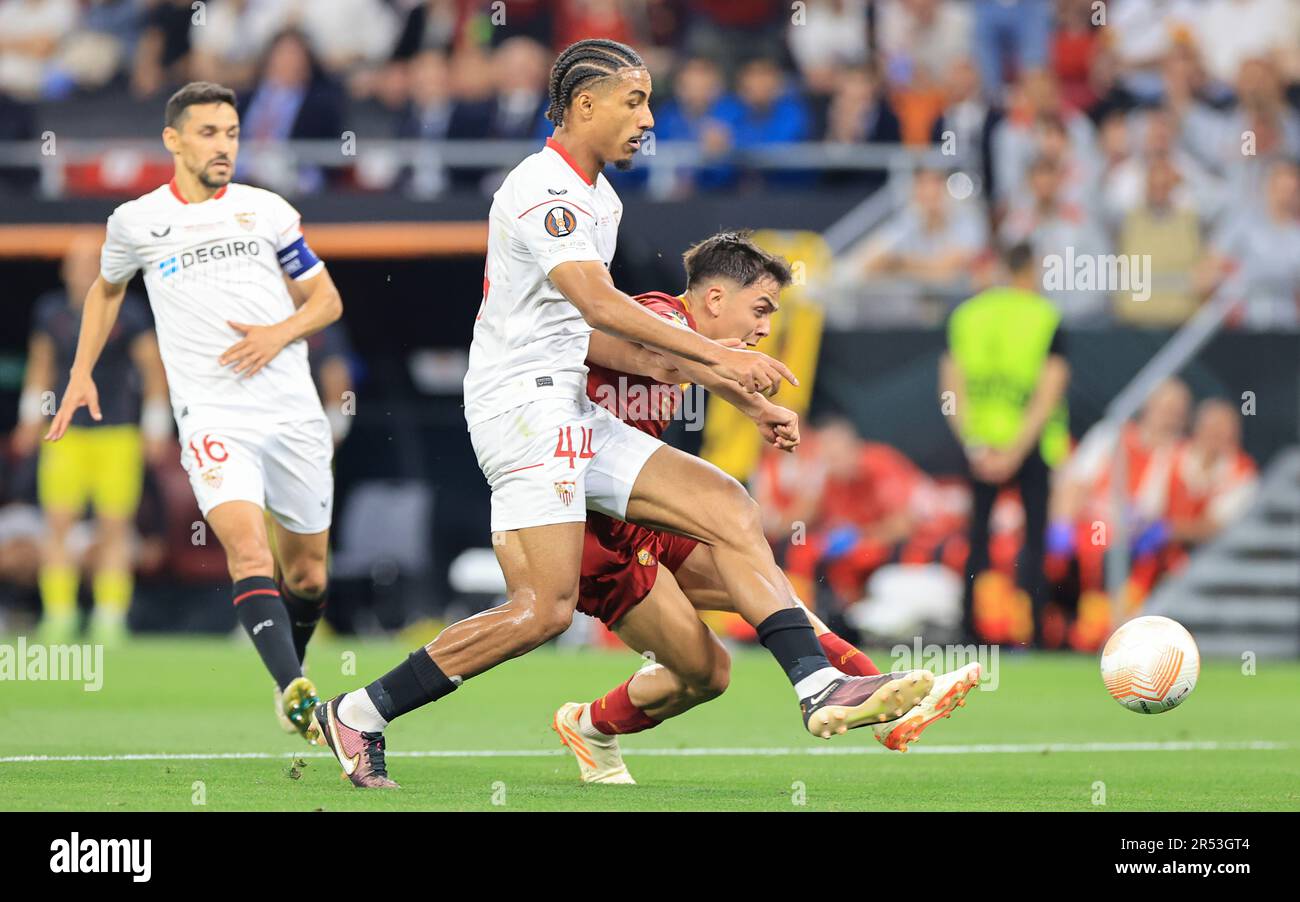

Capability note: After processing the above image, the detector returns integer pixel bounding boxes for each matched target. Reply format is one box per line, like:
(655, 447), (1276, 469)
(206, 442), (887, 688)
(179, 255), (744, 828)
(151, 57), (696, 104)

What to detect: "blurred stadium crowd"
(3, 0), (1299, 329)
(0, 0), (1294, 648)
(751, 382), (1257, 651)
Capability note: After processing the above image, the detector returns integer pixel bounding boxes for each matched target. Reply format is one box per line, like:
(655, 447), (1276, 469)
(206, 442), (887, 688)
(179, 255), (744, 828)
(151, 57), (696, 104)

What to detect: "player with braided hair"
(544, 38), (645, 132)
(314, 40), (936, 789)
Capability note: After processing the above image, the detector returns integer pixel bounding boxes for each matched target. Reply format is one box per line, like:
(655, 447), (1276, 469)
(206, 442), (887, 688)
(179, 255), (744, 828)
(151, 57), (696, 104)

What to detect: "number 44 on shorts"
(553, 426), (594, 469)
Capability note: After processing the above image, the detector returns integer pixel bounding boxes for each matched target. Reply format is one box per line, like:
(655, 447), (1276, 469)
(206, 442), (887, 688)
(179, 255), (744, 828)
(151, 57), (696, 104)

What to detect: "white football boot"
(872, 661), (982, 752)
(552, 702), (636, 784)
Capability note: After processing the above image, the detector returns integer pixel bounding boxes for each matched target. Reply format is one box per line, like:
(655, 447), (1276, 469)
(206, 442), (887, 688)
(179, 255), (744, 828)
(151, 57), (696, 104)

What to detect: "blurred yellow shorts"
(38, 424), (144, 519)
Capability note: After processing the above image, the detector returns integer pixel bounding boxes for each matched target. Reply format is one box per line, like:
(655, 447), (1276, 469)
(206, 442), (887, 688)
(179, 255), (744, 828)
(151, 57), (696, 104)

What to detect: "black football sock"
(364, 649), (459, 722)
(233, 576), (303, 691)
(756, 608), (838, 695)
(279, 580), (326, 664)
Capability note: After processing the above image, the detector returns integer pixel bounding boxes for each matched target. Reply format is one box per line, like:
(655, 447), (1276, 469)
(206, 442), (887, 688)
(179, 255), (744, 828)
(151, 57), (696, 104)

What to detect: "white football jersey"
(100, 180), (326, 428)
(463, 138), (623, 427)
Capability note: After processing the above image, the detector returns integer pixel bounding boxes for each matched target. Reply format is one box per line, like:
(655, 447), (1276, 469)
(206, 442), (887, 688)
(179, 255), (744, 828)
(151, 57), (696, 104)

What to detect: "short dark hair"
(682, 230), (793, 292)
(164, 82), (237, 129)
(1003, 242), (1037, 274)
(545, 39), (645, 127)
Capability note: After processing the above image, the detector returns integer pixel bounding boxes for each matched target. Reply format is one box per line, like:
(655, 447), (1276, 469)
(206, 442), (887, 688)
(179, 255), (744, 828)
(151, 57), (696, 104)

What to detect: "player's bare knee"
(535, 597), (576, 642)
(508, 586), (575, 646)
(282, 563), (327, 599)
(714, 483), (763, 548)
(680, 649), (730, 702)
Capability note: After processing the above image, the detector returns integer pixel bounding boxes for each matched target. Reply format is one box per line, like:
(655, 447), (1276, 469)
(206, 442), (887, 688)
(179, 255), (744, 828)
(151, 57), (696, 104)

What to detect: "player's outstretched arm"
(585, 331), (682, 383)
(221, 268), (343, 377)
(45, 274), (129, 441)
(550, 260), (797, 395)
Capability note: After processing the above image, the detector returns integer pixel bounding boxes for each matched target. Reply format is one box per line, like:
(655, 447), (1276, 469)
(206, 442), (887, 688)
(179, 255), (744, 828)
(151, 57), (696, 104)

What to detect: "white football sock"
(338, 689), (388, 733)
(577, 703), (608, 740)
(794, 666), (842, 700)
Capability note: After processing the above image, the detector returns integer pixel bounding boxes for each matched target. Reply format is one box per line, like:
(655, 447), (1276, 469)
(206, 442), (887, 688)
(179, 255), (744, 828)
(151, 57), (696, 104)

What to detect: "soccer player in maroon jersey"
(552, 232), (980, 783)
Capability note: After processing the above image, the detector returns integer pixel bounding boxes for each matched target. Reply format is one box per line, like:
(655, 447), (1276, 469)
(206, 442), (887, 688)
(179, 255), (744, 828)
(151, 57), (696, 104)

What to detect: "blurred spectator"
(1190, 0), (1300, 90)
(930, 57), (1001, 197)
(131, 0), (197, 98)
(238, 29), (344, 195)
(1105, 0), (1200, 104)
(1050, 0), (1101, 112)
(821, 65), (901, 191)
(267, 0), (399, 75)
(1115, 155), (1203, 326)
(1031, 112), (1102, 213)
(390, 0), (464, 60)
(469, 0), (552, 48)
(488, 36), (549, 139)
(1082, 39), (1140, 124)
(682, 0), (786, 73)
(712, 57), (812, 187)
(999, 154), (1112, 325)
(856, 167), (988, 285)
(1166, 399), (1258, 546)
(786, 0), (870, 97)
(0, 0), (77, 100)
(240, 29), (344, 142)
(970, 0), (1052, 102)
(990, 69), (1097, 211)
(190, 0), (285, 93)
(1178, 58), (1300, 207)
(878, 0), (972, 88)
(393, 47), (455, 195)
(15, 235), (169, 644)
(1103, 107), (1220, 227)
(877, 0), (972, 143)
(49, 0), (142, 95)
(554, 0), (639, 51)
(652, 55), (734, 192)
(943, 241), (1071, 646)
(397, 49), (453, 139)
(1054, 377), (1191, 591)
(1196, 159), (1300, 330)
(776, 418), (933, 609)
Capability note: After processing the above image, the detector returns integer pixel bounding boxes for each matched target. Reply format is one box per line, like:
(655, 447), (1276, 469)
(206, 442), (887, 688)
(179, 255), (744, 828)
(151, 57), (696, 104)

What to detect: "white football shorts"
(469, 396), (664, 532)
(180, 416), (334, 534)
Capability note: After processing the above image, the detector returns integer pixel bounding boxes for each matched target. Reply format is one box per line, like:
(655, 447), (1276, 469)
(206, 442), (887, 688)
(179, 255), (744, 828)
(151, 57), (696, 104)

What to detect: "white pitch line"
(0, 740), (1291, 765)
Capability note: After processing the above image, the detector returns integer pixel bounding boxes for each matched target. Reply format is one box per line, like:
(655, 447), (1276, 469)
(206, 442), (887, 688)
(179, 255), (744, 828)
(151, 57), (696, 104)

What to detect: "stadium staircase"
(1145, 446), (1300, 658)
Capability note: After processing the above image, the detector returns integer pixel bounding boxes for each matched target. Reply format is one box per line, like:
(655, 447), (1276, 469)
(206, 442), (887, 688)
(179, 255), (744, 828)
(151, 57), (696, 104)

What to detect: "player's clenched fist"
(714, 346), (798, 396)
(755, 403), (800, 452)
(221, 320), (290, 377)
(45, 371), (101, 442)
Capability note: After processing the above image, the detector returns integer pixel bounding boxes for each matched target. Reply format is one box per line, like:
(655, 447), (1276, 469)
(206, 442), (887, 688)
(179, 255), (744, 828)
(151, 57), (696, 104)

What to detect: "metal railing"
(1098, 289), (1241, 618)
(0, 138), (962, 201)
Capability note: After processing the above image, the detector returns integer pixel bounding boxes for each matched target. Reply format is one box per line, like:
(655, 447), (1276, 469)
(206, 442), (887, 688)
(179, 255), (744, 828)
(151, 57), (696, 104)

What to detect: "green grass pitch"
(1, 636), (1297, 811)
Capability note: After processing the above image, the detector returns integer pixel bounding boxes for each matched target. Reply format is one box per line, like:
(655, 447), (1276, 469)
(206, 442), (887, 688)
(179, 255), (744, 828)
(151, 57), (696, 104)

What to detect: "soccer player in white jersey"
(315, 40), (933, 789)
(45, 83), (341, 743)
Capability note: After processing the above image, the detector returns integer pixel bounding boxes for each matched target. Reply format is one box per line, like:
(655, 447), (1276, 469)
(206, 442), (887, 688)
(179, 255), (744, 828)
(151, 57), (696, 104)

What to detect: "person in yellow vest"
(13, 236), (170, 644)
(940, 242), (1071, 647)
